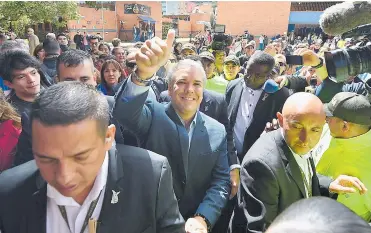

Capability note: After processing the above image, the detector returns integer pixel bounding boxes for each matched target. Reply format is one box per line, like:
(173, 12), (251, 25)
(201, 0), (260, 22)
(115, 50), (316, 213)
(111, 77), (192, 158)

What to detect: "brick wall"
(68, 6), (118, 42)
(217, 1), (291, 37)
(190, 13), (210, 33)
(178, 20), (192, 38)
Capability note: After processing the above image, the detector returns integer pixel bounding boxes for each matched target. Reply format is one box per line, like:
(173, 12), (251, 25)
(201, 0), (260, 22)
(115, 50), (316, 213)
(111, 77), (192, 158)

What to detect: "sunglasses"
(278, 62), (286, 67)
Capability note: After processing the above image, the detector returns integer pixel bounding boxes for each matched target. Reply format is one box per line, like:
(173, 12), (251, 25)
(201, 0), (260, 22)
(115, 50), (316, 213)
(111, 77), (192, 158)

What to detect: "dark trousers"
(212, 196), (237, 233)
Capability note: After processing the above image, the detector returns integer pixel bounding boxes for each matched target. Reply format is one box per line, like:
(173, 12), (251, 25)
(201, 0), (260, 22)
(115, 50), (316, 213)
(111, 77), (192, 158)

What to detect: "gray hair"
(46, 32), (56, 40)
(166, 59), (207, 86)
(0, 40), (29, 53)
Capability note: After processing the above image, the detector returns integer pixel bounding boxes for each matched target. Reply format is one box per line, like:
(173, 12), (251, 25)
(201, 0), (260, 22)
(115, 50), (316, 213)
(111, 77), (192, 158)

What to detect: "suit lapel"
(25, 174), (47, 233)
(165, 104), (188, 180)
(274, 130), (306, 198)
(98, 146), (126, 233)
(188, 113), (207, 175)
(252, 91), (269, 119)
(229, 80), (244, 125)
(199, 91), (211, 114)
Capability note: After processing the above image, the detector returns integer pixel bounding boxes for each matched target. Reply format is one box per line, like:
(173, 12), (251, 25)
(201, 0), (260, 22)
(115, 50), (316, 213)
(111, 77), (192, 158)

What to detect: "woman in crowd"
(33, 43), (45, 62)
(97, 59), (123, 96)
(0, 90), (22, 172)
(173, 42), (182, 61)
(98, 43), (111, 56)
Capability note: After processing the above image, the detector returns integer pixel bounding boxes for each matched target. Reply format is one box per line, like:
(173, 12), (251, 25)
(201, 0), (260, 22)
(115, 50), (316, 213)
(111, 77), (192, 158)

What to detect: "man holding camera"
(275, 48), (371, 103)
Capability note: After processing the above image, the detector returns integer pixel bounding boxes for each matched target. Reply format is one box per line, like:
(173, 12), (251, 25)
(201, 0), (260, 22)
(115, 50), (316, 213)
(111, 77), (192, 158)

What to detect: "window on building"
(87, 21), (91, 25)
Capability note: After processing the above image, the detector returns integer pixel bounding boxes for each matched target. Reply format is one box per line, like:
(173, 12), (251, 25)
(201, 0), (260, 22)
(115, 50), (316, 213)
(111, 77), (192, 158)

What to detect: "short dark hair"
(43, 38), (60, 55)
(56, 33), (67, 40)
(245, 51), (275, 72)
(56, 49), (93, 76)
(267, 197), (371, 233)
(0, 34), (6, 40)
(90, 35), (98, 41)
(0, 50), (41, 82)
(31, 81), (109, 138)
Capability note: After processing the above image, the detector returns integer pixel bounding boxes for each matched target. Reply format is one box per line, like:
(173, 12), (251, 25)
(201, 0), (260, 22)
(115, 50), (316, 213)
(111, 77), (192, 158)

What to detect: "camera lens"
(325, 45), (371, 83)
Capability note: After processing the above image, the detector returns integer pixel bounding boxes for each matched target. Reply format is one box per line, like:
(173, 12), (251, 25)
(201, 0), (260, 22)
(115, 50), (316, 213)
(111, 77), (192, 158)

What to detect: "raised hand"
(135, 29), (175, 80)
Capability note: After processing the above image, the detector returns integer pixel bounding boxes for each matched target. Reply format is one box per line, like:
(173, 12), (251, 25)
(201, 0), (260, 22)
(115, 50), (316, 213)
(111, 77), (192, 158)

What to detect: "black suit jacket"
(230, 130), (333, 233)
(159, 89), (236, 166)
(0, 144), (185, 233)
(13, 95), (126, 167)
(225, 78), (290, 162)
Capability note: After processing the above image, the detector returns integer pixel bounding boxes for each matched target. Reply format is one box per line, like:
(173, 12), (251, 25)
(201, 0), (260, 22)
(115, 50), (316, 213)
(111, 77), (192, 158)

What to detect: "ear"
(342, 121), (350, 133)
(3, 80), (13, 89)
(104, 124), (116, 151)
(277, 112), (284, 127)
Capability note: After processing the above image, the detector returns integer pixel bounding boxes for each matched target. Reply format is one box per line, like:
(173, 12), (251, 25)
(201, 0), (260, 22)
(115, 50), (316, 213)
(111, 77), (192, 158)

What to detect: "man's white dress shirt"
(233, 83), (263, 155)
(46, 153), (109, 233)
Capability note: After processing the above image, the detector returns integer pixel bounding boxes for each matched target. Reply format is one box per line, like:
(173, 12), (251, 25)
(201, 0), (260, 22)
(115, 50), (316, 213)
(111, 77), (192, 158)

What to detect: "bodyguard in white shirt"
(0, 82), (184, 233)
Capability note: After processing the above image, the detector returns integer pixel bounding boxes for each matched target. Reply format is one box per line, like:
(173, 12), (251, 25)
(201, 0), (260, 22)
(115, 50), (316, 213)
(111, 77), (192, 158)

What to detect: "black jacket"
(0, 145), (185, 233)
(226, 78), (289, 162)
(230, 130), (334, 233)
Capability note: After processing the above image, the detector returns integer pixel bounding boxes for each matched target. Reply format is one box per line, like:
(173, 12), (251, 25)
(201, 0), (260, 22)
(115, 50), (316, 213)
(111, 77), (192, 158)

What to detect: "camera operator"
(274, 47), (371, 103)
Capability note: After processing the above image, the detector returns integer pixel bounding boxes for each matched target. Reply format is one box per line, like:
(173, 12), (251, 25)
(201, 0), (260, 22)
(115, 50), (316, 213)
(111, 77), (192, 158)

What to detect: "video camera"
(211, 24), (233, 51)
(324, 23), (371, 83)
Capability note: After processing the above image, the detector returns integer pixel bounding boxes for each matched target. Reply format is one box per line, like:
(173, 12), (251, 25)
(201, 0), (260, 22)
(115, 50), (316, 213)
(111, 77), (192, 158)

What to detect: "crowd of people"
(0, 23), (370, 233)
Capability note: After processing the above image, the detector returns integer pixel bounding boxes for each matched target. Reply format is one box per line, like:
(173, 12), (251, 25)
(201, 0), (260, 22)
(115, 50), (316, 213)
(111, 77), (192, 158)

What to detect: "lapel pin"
(111, 190), (120, 204)
(262, 93), (269, 101)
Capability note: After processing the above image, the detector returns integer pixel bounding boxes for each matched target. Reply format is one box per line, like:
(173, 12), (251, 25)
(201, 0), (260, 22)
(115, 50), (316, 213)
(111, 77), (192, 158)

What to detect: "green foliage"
(0, 1), (79, 35)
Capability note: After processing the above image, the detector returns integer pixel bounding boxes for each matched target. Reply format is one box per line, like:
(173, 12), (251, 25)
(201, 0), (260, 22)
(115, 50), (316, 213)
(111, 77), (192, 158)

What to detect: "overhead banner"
(124, 4), (151, 15)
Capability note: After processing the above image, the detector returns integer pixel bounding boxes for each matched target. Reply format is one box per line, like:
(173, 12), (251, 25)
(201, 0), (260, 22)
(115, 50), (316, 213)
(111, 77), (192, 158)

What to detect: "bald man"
(230, 93), (364, 233)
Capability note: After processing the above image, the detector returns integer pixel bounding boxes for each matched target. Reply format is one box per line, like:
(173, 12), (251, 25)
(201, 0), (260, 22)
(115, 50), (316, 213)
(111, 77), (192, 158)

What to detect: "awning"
(138, 15), (156, 23)
(289, 11), (323, 25)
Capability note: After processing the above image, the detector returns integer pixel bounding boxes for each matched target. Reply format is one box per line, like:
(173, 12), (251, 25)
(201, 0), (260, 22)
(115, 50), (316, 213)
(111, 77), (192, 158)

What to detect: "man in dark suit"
(0, 82), (184, 233)
(226, 51), (290, 163)
(113, 30), (231, 233)
(230, 92), (367, 233)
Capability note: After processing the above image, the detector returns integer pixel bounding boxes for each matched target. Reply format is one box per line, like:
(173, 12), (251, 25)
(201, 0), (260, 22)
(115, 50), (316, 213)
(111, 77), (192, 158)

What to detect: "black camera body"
(211, 33), (233, 51)
(324, 24), (371, 83)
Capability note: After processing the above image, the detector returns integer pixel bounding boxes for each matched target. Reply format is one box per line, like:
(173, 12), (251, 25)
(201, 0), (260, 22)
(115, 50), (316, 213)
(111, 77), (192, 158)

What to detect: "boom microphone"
(319, 1), (371, 36)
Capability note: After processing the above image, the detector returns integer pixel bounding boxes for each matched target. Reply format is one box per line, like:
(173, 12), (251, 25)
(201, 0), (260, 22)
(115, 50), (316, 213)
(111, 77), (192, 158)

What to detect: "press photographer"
(276, 1), (371, 103)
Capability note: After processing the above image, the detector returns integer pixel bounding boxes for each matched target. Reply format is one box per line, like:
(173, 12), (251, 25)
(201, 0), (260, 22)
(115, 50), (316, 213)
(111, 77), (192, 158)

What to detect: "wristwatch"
(194, 213), (211, 232)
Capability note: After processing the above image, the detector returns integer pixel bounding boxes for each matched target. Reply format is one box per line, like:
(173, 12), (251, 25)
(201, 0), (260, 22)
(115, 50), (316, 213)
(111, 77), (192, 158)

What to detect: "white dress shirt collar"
(47, 152), (109, 207)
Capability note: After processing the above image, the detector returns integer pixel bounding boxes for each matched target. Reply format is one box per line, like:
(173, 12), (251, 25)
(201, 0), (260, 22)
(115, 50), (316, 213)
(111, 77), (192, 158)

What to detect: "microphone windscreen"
(319, 1), (371, 36)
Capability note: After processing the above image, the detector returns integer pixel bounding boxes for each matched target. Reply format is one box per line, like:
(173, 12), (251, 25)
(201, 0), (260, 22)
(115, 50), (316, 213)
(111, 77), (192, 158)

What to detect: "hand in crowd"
(230, 169), (240, 198)
(264, 44), (277, 57)
(294, 48), (321, 67)
(273, 76), (289, 89)
(185, 217), (208, 233)
(329, 175), (368, 195)
(135, 29), (175, 80)
(262, 119), (280, 135)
